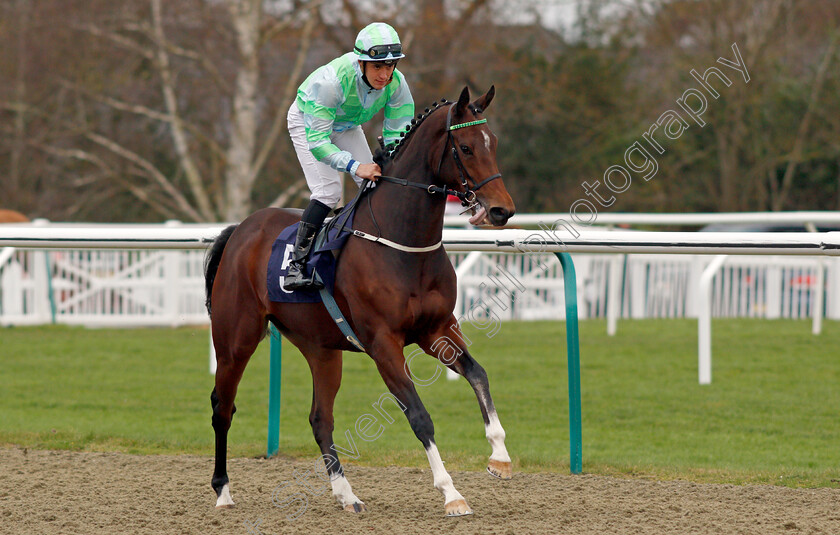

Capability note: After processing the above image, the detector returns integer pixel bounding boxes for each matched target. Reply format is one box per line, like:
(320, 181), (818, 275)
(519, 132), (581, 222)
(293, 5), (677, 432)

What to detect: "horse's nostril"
(489, 207), (510, 225)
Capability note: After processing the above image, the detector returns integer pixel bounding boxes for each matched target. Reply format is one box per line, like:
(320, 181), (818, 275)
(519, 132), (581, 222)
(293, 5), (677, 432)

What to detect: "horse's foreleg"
(371, 335), (472, 517)
(420, 318), (512, 480)
(210, 311), (264, 508)
(304, 348), (365, 512)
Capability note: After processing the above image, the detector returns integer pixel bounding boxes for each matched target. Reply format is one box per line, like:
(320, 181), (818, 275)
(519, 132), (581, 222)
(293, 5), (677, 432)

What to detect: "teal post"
(267, 325), (282, 458)
(44, 252), (57, 324)
(556, 253), (582, 474)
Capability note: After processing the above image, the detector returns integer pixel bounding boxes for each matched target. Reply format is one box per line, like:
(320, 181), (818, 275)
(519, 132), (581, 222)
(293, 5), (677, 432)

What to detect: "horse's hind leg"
(420, 317), (512, 480)
(210, 308), (265, 508)
(302, 346), (365, 512)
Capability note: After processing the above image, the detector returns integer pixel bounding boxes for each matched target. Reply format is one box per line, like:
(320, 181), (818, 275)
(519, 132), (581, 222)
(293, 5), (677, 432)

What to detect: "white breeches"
(287, 102), (373, 207)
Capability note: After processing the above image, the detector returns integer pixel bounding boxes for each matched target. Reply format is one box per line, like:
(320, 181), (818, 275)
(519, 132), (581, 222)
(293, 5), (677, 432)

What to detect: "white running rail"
(3, 218), (840, 384)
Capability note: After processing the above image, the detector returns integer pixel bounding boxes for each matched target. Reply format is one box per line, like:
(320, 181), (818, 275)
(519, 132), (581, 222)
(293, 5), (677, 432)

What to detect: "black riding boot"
(283, 200), (331, 291)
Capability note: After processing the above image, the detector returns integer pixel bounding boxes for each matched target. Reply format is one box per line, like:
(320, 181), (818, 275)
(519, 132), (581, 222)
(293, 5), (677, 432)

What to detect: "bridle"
(378, 102), (502, 208)
(436, 102), (502, 206)
(343, 101), (503, 253)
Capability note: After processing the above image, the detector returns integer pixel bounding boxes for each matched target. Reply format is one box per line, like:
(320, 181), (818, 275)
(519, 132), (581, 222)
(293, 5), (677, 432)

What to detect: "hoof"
(215, 484), (235, 509)
(487, 459), (512, 480)
(343, 502), (366, 513)
(445, 498), (473, 517)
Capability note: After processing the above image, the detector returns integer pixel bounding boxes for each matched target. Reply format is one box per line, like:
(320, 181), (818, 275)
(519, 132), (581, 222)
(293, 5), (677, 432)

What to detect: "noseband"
(377, 102), (502, 207)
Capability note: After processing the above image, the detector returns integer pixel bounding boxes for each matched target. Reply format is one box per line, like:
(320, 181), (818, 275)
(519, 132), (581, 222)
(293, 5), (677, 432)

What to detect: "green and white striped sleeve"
(383, 71), (414, 146)
(298, 67), (356, 173)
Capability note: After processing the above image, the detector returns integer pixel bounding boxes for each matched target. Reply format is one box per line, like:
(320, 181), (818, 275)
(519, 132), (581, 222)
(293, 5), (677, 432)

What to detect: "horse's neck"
(361, 160), (446, 248)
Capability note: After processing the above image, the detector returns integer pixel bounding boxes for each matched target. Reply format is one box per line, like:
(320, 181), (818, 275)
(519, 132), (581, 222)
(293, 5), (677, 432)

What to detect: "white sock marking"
(425, 443), (465, 504)
(330, 474), (363, 508)
(215, 484), (234, 508)
(486, 411), (511, 463)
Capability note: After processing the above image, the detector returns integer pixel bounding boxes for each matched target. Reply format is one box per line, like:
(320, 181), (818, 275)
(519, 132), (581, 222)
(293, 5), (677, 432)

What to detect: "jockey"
(284, 22), (414, 291)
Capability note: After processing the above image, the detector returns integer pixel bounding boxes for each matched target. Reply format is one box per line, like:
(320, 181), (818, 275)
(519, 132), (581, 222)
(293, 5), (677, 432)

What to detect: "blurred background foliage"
(0, 0), (838, 222)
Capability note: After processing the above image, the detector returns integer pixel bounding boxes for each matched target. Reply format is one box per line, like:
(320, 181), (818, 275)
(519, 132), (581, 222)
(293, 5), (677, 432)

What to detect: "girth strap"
(314, 270), (365, 352)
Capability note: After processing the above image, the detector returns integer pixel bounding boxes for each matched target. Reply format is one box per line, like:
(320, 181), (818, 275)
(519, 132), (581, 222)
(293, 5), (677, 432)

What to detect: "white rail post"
(765, 263), (782, 319)
(812, 258), (825, 335)
(449, 251), (484, 380)
(686, 255), (703, 318)
(453, 251), (484, 318)
(164, 220), (183, 326)
(0, 247), (15, 268)
(698, 255), (728, 385)
(630, 257), (646, 319)
(31, 220), (52, 323)
(209, 327), (217, 375)
(827, 258), (840, 320)
(606, 254), (623, 336)
(805, 222), (824, 335)
(0, 247), (20, 321)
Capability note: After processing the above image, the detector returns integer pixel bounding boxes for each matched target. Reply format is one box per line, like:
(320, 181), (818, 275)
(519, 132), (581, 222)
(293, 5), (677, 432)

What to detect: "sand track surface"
(1, 448), (838, 534)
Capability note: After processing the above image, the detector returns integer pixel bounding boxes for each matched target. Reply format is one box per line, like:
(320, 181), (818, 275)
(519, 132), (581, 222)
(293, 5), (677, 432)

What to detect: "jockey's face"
(361, 61), (396, 90)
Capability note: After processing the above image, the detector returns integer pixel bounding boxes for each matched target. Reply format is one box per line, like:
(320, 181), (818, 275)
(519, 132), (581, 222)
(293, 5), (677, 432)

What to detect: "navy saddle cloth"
(266, 211), (354, 303)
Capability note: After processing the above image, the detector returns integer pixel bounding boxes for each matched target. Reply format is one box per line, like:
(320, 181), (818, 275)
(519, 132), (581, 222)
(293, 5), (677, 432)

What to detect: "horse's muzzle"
(488, 206), (514, 226)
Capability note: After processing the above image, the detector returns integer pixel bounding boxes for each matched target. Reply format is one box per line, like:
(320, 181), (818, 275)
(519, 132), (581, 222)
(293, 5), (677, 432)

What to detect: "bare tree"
(9, 0), (29, 201)
(771, 29), (839, 210)
(1, 0), (320, 221)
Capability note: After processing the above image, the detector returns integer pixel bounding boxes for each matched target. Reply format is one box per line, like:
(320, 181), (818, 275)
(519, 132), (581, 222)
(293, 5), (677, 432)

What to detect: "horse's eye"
(459, 145), (472, 155)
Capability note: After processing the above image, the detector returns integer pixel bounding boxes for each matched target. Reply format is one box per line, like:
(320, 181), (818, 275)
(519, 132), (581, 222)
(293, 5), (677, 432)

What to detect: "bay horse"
(204, 86), (515, 517)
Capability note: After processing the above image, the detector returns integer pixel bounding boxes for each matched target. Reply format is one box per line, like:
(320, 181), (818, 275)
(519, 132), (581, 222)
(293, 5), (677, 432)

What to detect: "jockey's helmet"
(353, 22), (405, 62)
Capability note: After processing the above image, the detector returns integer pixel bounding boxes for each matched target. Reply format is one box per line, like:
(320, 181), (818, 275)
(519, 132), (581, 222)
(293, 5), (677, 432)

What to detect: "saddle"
(265, 185), (371, 351)
(265, 208), (355, 304)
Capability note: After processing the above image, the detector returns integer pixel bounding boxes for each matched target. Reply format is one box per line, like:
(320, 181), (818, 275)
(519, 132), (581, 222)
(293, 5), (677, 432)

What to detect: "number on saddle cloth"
(265, 209), (356, 303)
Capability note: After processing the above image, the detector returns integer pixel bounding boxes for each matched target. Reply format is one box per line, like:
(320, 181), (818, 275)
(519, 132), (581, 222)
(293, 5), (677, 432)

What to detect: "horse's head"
(435, 86), (516, 226)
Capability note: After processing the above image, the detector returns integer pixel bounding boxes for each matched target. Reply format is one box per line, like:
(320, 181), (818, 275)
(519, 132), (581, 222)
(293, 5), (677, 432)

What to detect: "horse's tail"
(204, 224), (239, 315)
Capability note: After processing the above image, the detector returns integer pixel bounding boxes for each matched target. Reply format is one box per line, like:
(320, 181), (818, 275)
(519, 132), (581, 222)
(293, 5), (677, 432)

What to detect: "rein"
(376, 175), (472, 203)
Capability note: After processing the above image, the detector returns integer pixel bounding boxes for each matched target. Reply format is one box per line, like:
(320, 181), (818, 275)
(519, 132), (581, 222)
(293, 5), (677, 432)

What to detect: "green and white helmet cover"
(354, 22), (405, 61)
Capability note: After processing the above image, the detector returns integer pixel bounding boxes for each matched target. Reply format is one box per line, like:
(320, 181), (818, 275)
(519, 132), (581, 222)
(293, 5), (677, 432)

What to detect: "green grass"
(1, 320), (839, 488)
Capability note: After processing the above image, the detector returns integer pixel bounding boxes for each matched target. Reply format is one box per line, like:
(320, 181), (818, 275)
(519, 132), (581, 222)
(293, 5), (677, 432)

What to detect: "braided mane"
(384, 98), (450, 164)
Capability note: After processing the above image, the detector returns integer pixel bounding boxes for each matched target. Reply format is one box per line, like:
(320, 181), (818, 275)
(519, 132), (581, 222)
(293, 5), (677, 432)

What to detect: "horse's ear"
(456, 86), (471, 115)
(473, 85), (495, 112)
